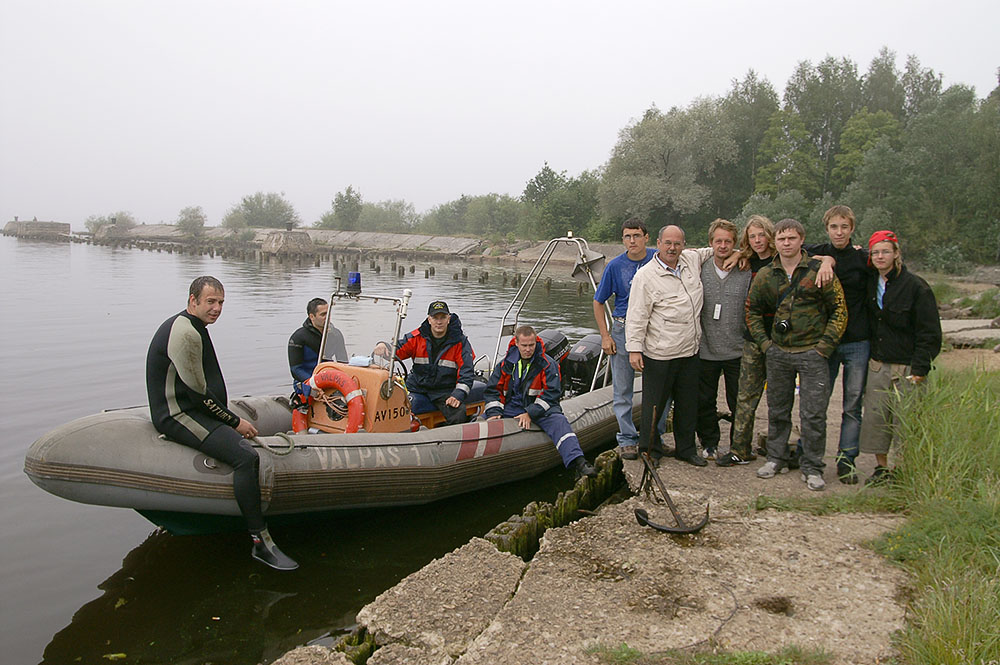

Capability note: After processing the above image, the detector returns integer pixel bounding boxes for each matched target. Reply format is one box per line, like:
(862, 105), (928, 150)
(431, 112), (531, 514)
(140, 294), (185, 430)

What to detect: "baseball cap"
(427, 300), (450, 315)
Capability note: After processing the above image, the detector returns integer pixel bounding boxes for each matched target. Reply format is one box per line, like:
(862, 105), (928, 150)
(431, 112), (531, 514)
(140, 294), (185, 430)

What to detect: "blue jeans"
(611, 320), (667, 446)
(610, 320), (638, 446)
(827, 340), (869, 461)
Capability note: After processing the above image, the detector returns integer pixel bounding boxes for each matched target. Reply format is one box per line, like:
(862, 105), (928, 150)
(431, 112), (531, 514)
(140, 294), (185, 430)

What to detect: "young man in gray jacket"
(696, 219), (752, 463)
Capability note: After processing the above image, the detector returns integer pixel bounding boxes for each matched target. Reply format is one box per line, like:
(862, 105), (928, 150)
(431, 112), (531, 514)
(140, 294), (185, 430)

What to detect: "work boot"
(619, 444), (639, 460)
(866, 465), (893, 487)
(836, 454), (859, 485)
(251, 528), (299, 571)
(569, 456), (597, 480)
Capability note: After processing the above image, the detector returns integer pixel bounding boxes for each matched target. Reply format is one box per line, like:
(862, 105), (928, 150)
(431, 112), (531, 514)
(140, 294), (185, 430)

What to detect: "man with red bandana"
(859, 230), (941, 485)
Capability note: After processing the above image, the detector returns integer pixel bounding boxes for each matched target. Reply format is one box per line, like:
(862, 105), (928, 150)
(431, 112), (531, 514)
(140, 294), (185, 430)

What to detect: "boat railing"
(320, 275), (413, 398)
(489, 234), (610, 393)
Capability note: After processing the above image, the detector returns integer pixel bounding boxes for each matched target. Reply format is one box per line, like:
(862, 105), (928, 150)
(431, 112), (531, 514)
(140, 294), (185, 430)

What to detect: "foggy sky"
(2, 0), (997, 230)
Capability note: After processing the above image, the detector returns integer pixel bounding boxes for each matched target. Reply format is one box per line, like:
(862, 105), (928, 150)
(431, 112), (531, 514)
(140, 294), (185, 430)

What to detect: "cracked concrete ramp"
(357, 537), (526, 663)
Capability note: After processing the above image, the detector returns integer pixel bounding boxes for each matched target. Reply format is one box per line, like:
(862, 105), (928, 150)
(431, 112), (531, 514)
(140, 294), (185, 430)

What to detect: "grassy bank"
(869, 367), (1000, 664)
(757, 367), (1000, 665)
(593, 366), (1000, 665)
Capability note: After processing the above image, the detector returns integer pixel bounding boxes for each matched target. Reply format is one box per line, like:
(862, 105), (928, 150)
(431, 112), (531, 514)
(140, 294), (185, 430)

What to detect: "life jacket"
(483, 336), (563, 420)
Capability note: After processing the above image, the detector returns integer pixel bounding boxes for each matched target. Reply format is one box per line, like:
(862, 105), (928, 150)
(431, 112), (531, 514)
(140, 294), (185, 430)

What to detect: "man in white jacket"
(626, 225), (713, 466)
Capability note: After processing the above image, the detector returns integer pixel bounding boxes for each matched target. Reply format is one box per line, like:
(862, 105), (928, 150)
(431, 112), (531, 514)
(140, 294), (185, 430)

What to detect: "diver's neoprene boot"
(251, 528), (299, 571)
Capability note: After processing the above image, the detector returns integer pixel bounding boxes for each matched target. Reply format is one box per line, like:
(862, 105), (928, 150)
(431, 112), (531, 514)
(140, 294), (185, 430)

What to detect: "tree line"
(85, 48), (1000, 266)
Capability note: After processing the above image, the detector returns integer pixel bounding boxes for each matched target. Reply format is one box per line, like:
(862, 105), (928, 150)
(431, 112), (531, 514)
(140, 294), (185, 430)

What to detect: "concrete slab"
(356, 537), (526, 660)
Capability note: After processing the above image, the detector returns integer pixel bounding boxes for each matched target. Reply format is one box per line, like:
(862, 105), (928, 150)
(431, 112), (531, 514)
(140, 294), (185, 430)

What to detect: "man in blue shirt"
(592, 218), (657, 459)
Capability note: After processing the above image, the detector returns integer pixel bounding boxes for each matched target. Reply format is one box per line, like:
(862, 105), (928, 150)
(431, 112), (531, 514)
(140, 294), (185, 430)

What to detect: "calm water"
(0, 236), (606, 665)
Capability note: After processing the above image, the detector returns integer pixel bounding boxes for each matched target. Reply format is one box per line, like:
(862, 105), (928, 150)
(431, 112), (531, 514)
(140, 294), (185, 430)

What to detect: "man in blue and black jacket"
(484, 325), (596, 480)
(288, 297), (347, 395)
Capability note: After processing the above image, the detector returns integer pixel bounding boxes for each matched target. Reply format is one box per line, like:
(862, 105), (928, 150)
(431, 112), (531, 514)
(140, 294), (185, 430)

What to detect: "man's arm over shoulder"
(166, 317), (241, 427)
(686, 246), (714, 265)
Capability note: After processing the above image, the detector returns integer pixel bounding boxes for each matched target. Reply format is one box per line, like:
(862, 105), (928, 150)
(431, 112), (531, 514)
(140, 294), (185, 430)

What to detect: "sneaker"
(619, 444), (638, 460)
(701, 447), (717, 461)
(866, 465), (892, 486)
(836, 455), (858, 485)
(251, 529), (299, 571)
(756, 461), (788, 479)
(570, 456), (597, 480)
(802, 472), (826, 491)
(716, 451), (753, 467)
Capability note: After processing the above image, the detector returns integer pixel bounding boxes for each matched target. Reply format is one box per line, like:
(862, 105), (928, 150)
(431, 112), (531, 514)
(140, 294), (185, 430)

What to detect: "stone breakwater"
(272, 390), (912, 665)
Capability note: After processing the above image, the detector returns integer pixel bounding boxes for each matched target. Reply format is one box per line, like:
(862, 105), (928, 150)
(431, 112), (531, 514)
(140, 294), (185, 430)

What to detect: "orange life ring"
(307, 367), (365, 433)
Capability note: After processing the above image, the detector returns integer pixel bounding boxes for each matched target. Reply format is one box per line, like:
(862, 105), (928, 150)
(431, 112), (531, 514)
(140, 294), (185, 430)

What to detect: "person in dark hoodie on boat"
(375, 300), (476, 425)
(146, 276), (297, 571)
(288, 297), (347, 432)
(484, 325), (597, 481)
(289, 297), (348, 385)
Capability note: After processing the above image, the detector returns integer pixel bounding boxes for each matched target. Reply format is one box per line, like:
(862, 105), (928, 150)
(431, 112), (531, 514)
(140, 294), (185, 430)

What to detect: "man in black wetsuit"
(146, 276), (298, 571)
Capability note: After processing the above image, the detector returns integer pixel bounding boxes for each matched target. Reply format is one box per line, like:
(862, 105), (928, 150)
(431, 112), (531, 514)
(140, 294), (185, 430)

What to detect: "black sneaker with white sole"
(716, 451), (753, 467)
(251, 529), (299, 571)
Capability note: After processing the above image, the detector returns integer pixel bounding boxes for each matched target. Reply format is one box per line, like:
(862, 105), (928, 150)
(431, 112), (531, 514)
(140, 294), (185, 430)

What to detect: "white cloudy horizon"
(2, 0), (997, 230)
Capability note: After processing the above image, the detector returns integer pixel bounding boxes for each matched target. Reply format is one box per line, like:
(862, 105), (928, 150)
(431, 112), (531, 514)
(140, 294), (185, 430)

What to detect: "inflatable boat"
(25, 236), (632, 533)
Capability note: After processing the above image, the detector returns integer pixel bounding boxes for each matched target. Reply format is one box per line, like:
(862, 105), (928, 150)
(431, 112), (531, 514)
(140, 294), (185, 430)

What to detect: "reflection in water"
(1, 238), (609, 665)
(42, 465), (586, 665)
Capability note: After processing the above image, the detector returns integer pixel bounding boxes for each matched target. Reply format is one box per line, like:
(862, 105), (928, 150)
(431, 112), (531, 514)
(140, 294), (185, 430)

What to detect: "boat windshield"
(318, 288), (411, 364)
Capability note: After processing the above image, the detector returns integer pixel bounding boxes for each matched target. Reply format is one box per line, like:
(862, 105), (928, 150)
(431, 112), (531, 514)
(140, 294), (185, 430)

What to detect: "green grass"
(869, 368), (1000, 664)
(930, 281), (962, 305)
(587, 644), (832, 665)
(755, 368), (1000, 665)
(957, 287), (1000, 319)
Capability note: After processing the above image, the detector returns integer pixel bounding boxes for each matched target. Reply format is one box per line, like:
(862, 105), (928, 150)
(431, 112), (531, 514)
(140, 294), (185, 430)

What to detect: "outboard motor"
(562, 333), (606, 396)
(537, 329), (570, 366)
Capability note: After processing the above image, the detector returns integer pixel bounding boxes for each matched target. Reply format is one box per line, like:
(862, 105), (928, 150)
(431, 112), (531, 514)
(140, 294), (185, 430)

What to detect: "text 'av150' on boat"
(25, 236), (633, 534)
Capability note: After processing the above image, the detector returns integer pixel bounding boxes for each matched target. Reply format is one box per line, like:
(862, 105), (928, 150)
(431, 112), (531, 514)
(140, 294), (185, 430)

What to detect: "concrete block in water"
(355, 538), (525, 660)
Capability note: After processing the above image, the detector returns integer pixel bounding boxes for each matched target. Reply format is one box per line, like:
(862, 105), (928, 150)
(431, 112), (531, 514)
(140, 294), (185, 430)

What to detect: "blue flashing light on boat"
(346, 271), (362, 295)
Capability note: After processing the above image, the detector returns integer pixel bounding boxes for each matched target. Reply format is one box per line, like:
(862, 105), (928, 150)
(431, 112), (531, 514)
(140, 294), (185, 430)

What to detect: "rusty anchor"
(633, 407), (710, 534)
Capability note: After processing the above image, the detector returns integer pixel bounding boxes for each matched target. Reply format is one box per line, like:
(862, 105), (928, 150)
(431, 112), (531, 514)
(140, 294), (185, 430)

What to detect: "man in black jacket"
(858, 231), (941, 485)
(288, 299), (347, 389)
(288, 297), (348, 432)
(807, 205), (871, 484)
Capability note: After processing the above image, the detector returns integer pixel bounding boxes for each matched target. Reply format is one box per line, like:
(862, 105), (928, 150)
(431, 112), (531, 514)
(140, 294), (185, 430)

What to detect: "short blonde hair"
(823, 205), (856, 231)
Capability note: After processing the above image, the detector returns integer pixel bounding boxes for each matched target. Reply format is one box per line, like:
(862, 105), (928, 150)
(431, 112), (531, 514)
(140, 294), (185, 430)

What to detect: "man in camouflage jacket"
(746, 219), (847, 491)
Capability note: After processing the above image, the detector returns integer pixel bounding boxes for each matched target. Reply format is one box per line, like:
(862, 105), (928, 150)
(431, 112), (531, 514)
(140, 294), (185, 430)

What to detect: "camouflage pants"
(731, 340), (766, 456)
